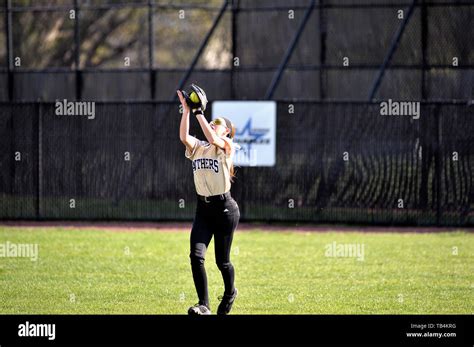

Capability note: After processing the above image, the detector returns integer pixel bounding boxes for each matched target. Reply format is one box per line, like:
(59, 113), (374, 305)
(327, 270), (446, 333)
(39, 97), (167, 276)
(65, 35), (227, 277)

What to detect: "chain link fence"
(0, 101), (472, 225)
(0, 0), (472, 101)
(0, 1), (472, 225)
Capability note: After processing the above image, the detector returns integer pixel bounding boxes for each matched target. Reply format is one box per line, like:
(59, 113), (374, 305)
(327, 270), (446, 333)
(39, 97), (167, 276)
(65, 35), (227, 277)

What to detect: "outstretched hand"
(177, 90), (190, 113)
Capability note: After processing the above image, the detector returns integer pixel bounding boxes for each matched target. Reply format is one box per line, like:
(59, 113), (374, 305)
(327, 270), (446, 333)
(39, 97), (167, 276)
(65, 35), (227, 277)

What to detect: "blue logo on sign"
(235, 118), (269, 158)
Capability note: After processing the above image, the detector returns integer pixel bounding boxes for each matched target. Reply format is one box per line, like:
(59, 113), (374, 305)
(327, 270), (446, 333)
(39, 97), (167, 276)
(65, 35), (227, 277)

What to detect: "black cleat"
(217, 288), (238, 315)
(188, 304), (211, 315)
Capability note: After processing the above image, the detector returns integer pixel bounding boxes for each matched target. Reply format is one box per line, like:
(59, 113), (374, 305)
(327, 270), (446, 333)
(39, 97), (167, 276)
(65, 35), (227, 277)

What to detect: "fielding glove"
(181, 83), (208, 112)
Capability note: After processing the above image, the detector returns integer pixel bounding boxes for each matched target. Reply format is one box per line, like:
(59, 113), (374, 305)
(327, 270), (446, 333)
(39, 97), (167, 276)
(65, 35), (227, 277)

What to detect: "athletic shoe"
(188, 304), (211, 315)
(217, 288), (238, 315)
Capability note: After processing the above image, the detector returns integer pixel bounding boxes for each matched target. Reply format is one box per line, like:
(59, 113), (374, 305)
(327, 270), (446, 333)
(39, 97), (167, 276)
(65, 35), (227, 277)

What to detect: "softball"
(189, 91), (200, 104)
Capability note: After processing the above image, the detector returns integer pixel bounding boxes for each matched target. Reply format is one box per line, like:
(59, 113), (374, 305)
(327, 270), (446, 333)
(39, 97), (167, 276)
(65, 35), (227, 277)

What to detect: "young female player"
(177, 90), (240, 315)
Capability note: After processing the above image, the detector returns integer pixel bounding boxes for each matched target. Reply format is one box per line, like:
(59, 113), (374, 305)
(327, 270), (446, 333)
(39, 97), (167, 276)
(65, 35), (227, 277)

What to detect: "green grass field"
(0, 226), (472, 314)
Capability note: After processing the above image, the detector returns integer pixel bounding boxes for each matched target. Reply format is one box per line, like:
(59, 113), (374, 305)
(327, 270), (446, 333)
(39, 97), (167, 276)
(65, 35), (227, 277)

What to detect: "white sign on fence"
(212, 101), (276, 167)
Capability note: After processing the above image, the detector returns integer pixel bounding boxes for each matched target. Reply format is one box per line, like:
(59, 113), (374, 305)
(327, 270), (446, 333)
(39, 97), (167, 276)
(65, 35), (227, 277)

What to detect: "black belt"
(197, 191), (232, 203)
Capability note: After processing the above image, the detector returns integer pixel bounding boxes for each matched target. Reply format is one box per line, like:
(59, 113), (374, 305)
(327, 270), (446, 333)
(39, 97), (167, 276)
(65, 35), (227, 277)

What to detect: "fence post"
(148, 0), (156, 100)
(5, 0), (13, 101)
(74, 0), (82, 100)
(435, 105), (441, 226)
(421, 0), (427, 100)
(37, 101), (43, 220)
(230, 0), (238, 99)
(319, 0), (326, 100)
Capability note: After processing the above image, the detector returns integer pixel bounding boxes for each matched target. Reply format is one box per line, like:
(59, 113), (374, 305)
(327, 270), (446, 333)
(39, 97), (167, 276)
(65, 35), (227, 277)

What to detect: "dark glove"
(181, 84), (208, 112)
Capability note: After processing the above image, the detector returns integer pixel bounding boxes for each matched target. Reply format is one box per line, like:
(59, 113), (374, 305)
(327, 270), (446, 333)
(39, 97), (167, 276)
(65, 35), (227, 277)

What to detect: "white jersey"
(185, 139), (235, 196)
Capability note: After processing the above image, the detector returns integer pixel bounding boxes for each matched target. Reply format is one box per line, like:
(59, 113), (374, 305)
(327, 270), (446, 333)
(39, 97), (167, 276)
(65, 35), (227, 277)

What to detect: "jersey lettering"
(192, 158), (219, 173)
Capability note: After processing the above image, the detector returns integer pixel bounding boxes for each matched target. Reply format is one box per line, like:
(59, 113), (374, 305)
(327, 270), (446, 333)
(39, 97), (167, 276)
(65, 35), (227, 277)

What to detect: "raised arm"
(177, 90), (197, 152)
(194, 113), (226, 150)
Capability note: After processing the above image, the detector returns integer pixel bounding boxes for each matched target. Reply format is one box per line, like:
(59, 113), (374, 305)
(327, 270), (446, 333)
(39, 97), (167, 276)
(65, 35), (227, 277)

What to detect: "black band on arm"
(193, 109), (204, 116)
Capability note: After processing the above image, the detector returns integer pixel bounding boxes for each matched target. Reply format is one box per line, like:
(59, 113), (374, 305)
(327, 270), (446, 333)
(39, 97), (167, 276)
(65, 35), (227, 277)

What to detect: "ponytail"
(220, 117), (236, 183)
(230, 163), (236, 183)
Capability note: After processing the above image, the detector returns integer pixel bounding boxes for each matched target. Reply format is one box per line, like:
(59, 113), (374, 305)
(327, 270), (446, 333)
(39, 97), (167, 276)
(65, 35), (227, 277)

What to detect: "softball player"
(177, 89), (240, 315)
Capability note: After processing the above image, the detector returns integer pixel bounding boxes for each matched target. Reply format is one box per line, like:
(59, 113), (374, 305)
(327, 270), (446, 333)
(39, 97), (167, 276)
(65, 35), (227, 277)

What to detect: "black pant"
(189, 194), (240, 308)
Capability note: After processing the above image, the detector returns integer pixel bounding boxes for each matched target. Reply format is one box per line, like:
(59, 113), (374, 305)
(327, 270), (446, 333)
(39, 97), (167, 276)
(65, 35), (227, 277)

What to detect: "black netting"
(0, 14), (5, 67)
(2, 2), (472, 102)
(426, 5), (473, 66)
(233, 71), (273, 100)
(0, 73), (8, 101)
(0, 1), (472, 225)
(155, 70), (231, 101)
(82, 72), (150, 101)
(274, 70), (320, 100)
(0, 103), (38, 218)
(324, 8), (421, 66)
(438, 104), (474, 225)
(425, 69), (473, 100)
(0, 102), (472, 226)
(234, 103), (431, 224)
(13, 72), (76, 101)
(236, 9), (318, 68)
(231, 102), (473, 226)
(232, 2), (472, 101)
(38, 102), (201, 220)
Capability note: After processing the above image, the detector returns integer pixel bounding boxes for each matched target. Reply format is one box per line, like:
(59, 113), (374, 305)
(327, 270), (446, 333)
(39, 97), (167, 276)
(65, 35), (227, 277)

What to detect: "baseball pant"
(189, 195), (240, 308)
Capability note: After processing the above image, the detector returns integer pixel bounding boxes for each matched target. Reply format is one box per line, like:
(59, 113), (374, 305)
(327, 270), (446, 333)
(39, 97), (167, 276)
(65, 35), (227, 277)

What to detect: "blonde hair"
(212, 117), (236, 182)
